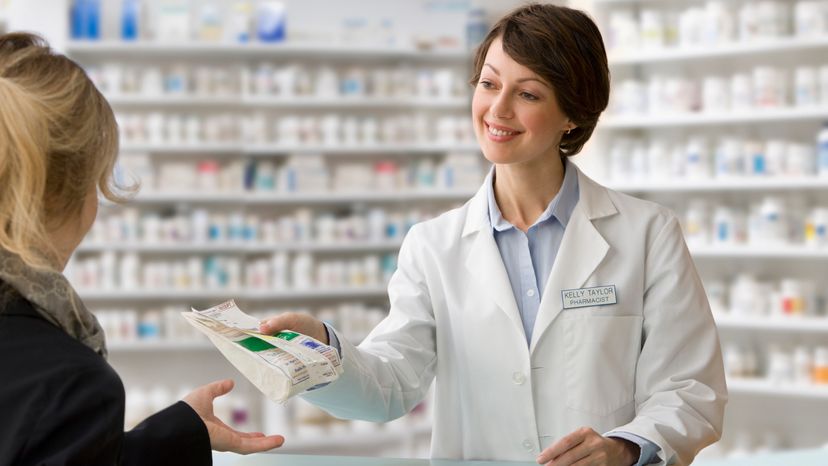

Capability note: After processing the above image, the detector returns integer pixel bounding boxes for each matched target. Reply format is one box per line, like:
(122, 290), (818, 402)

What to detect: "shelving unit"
(608, 177), (828, 193)
(65, 40), (470, 61)
(66, 20), (480, 455)
(77, 240), (405, 254)
(106, 95), (470, 110)
(119, 190), (476, 205)
(689, 246), (828, 260)
(609, 35), (828, 66)
(715, 314), (828, 333)
(77, 287), (389, 302)
(120, 143), (480, 155)
(591, 0), (828, 457)
(727, 379), (828, 400)
(602, 107), (828, 129)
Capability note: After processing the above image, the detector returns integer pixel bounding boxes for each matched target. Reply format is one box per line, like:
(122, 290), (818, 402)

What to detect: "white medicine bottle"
(818, 122), (828, 178)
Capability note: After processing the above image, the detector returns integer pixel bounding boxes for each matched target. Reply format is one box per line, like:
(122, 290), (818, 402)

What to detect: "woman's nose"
(489, 92), (514, 119)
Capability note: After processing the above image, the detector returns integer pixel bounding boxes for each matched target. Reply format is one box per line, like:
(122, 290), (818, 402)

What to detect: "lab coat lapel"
(529, 168), (617, 354)
(463, 184), (526, 341)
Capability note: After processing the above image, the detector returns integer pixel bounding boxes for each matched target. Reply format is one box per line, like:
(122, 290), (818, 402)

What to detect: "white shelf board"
(608, 178), (828, 193)
(601, 107), (828, 129)
(595, 0), (742, 3)
(108, 340), (213, 352)
(689, 245), (828, 259)
(66, 40), (469, 61)
(106, 94), (470, 109)
(715, 314), (828, 333)
(242, 143), (480, 155)
(119, 143), (242, 154)
(727, 378), (828, 400)
(76, 240), (404, 254)
(246, 96), (469, 109)
(276, 424), (432, 453)
(119, 190), (475, 205)
(609, 35), (828, 66)
(78, 287), (388, 301)
(119, 143), (480, 154)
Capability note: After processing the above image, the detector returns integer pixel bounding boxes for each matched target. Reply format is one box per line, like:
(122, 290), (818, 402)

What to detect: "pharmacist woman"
(260, 5), (727, 466)
(0, 33), (284, 464)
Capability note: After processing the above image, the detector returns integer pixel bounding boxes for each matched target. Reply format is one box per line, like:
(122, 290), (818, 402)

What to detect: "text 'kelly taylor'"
(561, 286), (617, 309)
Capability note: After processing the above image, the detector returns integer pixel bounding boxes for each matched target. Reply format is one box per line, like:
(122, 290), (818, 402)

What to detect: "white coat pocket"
(562, 314), (643, 416)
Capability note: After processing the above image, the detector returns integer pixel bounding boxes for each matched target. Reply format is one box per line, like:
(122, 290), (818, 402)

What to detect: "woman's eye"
(479, 80), (494, 89)
(521, 92), (538, 101)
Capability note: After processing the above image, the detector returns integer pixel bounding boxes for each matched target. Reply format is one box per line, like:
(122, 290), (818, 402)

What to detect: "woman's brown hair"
(0, 32), (129, 270)
(470, 3), (610, 158)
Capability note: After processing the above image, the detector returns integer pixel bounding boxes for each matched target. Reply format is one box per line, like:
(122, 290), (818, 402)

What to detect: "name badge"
(561, 285), (617, 310)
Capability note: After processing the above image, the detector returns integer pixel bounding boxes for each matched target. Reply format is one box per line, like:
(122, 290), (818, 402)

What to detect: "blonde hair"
(0, 33), (129, 270)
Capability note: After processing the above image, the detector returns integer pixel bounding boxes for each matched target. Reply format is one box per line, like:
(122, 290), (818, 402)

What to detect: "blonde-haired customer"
(0, 33), (284, 465)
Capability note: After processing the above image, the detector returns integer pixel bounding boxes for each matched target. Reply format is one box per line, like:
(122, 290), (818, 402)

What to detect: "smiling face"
(471, 36), (574, 167)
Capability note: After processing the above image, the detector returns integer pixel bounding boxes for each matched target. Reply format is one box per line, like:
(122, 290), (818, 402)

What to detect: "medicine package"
(182, 300), (342, 403)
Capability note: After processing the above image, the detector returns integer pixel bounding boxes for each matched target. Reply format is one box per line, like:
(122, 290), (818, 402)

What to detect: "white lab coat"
(303, 164), (727, 465)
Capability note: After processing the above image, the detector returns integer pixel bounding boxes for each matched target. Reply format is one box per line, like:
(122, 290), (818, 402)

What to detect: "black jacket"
(0, 294), (212, 465)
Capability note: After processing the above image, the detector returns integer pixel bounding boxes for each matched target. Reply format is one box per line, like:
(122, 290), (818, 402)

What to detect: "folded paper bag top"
(182, 300), (342, 403)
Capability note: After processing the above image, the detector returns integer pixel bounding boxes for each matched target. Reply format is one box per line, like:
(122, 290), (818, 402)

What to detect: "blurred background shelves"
(602, 107), (828, 129)
(78, 287), (390, 302)
(65, 40), (471, 61)
(121, 190), (477, 205)
(77, 239), (405, 254)
(727, 378), (828, 400)
(106, 95), (470, 109)
(609, 34), (828, 65)
(715, 314), (828, 333)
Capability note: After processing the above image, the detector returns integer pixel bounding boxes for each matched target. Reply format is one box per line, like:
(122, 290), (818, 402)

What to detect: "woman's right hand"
(182, 379), (284, 454)
(258, 312), (329, 344)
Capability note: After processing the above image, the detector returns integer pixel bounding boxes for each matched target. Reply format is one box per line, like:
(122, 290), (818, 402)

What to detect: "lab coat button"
(522, 439), (533, 451)
(527, 289), (536, 297)
(512, 372), (526, 385)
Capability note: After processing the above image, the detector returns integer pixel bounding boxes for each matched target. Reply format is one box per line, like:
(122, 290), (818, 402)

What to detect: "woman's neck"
(493, 156), (566, 233)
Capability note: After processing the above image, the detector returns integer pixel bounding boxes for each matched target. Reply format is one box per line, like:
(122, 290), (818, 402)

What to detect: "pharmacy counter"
(694, 448), (828, 465)
(221, 454), (533, 466)
(216, 449), (828, 466)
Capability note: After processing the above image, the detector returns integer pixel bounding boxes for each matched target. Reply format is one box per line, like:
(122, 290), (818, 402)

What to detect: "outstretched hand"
(183, 379), (285, 454)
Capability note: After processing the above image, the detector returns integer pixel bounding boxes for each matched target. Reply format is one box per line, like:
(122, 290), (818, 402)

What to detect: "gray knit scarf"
(0, 248), (107, 358)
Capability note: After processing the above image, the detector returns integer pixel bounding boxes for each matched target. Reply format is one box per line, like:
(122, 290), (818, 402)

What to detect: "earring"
(566, 128), (572, 135)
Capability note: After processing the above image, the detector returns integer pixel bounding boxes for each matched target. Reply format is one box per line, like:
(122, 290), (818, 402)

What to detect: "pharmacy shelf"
(76, 240), (404, 254)
(608, 35), (828, 66)
(595, 0), (743, 4)
(77, 287), (388, 302)
(119, 143), (242, 154)
(609, 178), (828, 193)
(276, 424), (432, 453)
(715, 314), (828, 333)
(727, 378), (828, 400)
(602, 107), (828, 129)
(106, 95), (470, 109)
(244, 143), (480, 155)
(122, 190), (476, 205)
(689, 245), (828, 259)
(119, 143), (481, 155)
(66, 40), (470, 61)
(108, 340), (213, 352)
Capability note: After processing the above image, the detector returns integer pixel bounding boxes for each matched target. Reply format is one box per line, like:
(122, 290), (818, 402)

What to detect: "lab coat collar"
(462, 161), (619, 348)
(462, 161), (617, 238)
(529, 167), (619, 354)
(484, 158), (580, 234)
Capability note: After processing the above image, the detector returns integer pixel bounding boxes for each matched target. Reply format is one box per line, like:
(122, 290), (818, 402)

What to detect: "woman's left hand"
(536, 427), (638, 466)
(183, 379), (285, 454)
